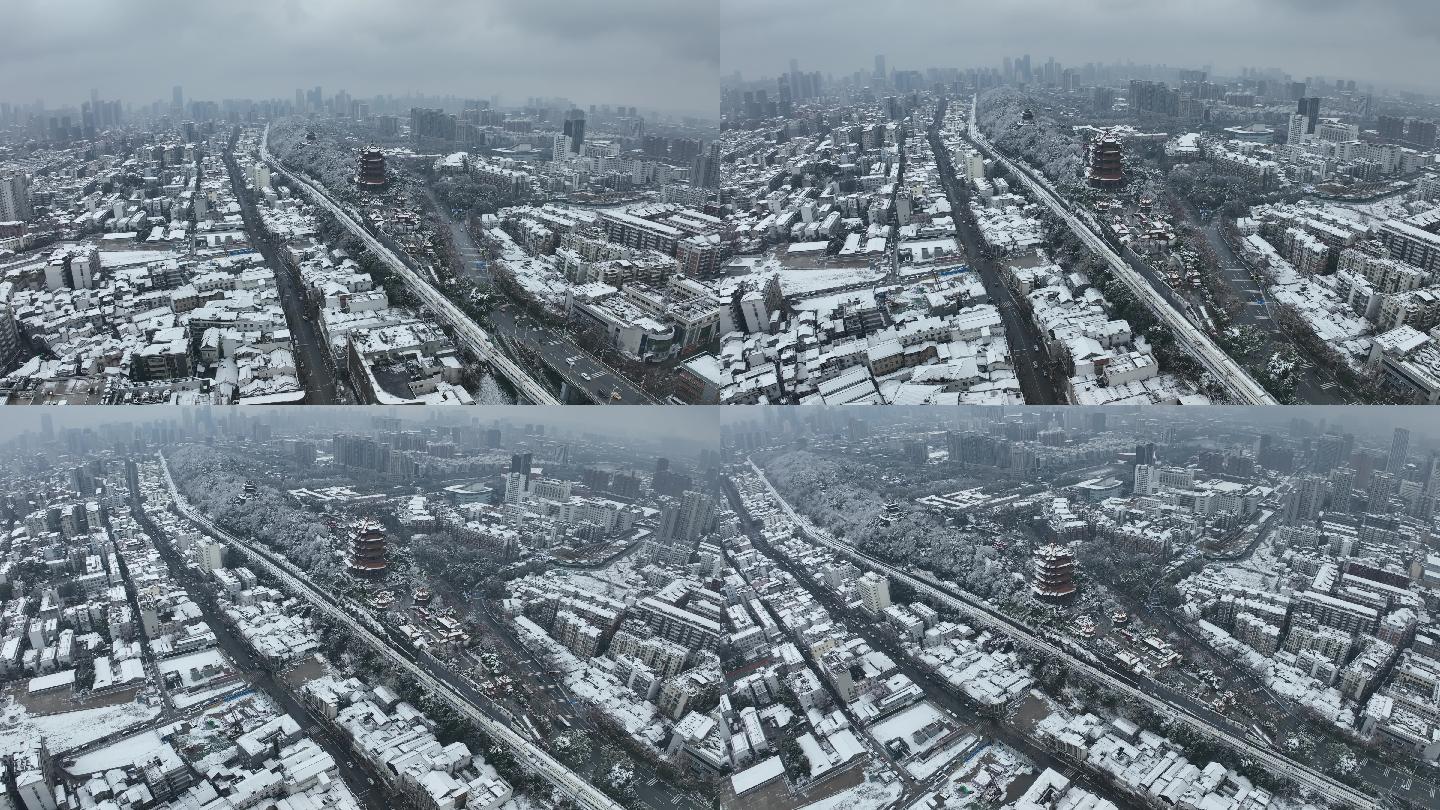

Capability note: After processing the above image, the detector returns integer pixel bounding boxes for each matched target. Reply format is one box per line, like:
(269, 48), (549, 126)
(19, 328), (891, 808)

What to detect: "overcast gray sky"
(5, 0), (718, 119)
(723, 0), (1440, 94)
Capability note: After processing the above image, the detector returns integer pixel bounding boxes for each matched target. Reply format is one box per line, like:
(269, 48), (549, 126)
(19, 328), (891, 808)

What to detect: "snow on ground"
(170, 680), (250, 710)
(799, 773), (903, 810)
(551, 551), (650, 600)
(771, 266), (887, 296)
(905, 733), (980, 781)
(934, 744), (1030, 807)
(718, 254), (887, 298)
(98, 249), (183, 268)
(793, 288), (879, 317)
(497, 796), (542, 810)
(0, 696), (162, 756)
(67, 729), (166, 773)
(1217, 545), (1279, 590)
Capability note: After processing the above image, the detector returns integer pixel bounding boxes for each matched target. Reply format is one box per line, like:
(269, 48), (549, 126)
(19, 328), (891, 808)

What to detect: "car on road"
(565, 356), (577, 366)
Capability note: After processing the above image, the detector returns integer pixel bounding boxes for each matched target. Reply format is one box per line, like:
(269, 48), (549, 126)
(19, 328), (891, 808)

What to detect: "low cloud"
(4, 0), (718, 117)
(722, 0), (1437, 94)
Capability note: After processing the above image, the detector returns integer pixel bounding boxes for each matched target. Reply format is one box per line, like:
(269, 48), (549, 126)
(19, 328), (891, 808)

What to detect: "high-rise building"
(873, 54), (887, 81)
(410, 107), (457, 148)
(1092, 86), (1114, 112)
(658, 490), (715, 545)
(1388, 428), (1410, 475)
(71, 465), (95, 497)
(692, 141), (721, 190)
(903, 439), (928, 466)
(172, 85), (184, 110)
(1297, 96), (1320, 134)
(1368, 471), (1397, 513)
(0, 171), (33, 222)
(859, 571), (890, 613)
(1135, 442), (1157, 468)
(1286, 113), (1309, 146)
(503, 471), (530, 505)
(1407, 119), (1438, 149)
(1313, 434), (1347, 473)
(0, 305), (19, 372)
(201, 540), (226, 571)
(124, 458), (141, 499)
(563, 108), (586, 155)
(1285, 475), (1325, 522)
(1134, 463), (1157, 496)
(1421, 454), (1440, 520)
(510, 452), (533, 483)
(847, 417), (868, 442)
(1327, 467), (1354, 512)
(1376, 114), (1406, 142)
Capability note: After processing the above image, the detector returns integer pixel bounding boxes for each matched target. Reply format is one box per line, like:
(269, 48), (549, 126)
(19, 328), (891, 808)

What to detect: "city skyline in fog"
(0, 407), (721, 445)
(720, 407), (1439, 451)
(723, 0), (1440, 94)
(4, 0), (719, 118)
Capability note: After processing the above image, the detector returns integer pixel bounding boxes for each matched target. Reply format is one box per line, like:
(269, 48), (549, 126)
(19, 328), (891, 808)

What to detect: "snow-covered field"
(906, 733), (980, 781)
(555, 555), (646, 600)
(98, 249), (184, 268)
(718, 254), (887, 299)
(0, 695), (162, 756)
(773, 266), (887, 296)
(67, 729), (166, 773)
(799, 774), (903, 810)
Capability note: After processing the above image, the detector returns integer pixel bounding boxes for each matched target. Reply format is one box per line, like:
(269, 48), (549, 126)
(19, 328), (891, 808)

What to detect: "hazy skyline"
(0, 406), (721, 444)
(720, 406), (1439, 451)
(5, 0), (719, 119)
(722, 0), (1440, 95)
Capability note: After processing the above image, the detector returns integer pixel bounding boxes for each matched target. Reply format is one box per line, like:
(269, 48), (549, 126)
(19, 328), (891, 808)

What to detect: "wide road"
(744, 459), (1382, 810)
(158, 453), (625, 810)
(1175, 197), (1353, 405)
(132, 492), (384, 810)
(927, 97), (1063, 404)
(222, 127), (339, 404)
(430, 192), (658, 404)
(962, 96), (1277, 405)
(257, 125), (560, 405)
